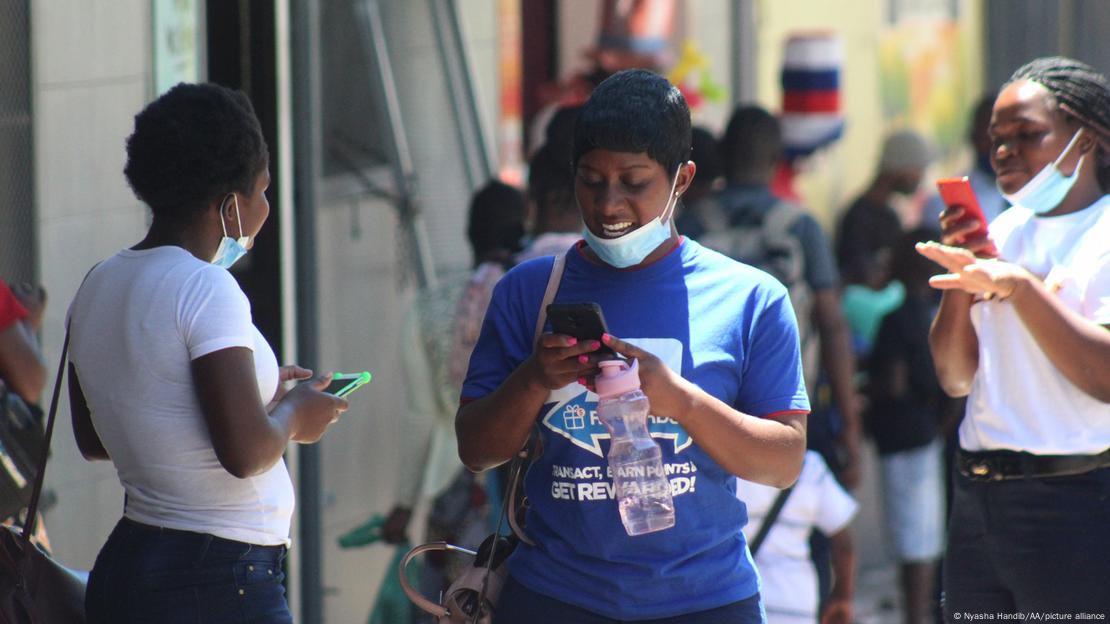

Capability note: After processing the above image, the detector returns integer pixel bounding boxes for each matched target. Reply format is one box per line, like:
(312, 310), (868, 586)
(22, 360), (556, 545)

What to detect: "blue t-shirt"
(461, 238), (809, 620)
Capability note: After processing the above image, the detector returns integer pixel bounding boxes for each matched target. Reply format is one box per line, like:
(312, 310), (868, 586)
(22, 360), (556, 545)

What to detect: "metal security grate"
(0, 0), (35, 285)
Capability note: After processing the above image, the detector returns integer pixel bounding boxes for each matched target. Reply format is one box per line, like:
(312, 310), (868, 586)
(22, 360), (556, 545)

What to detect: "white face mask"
(581, 165), (682, 269)
(1000, 128), (1086, 215)
(212, 194), (250, 269)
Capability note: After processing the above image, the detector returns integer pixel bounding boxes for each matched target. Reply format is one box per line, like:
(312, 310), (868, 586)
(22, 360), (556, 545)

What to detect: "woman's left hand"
(597, 333), (695, 420)
(916, 241), (1032, 300)
(269, 365), (314, 407)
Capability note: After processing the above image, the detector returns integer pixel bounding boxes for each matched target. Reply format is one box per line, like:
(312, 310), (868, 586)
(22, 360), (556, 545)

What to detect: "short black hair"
(124, 83), (268, 220)
(721, 105), (782, 180)
(571, 69), (691, 173)
(1008, 56), (1110, 191)
(467, 180), (526, 261)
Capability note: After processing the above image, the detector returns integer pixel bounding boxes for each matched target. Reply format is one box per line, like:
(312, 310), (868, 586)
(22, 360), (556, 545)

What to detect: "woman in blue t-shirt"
(457, 70), (809, 623)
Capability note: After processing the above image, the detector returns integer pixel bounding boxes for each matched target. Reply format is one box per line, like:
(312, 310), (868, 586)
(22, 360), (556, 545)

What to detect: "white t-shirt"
(739, 451), (858, 624)
(68, 246), (293, 546)
(963, 195), (1110, 454)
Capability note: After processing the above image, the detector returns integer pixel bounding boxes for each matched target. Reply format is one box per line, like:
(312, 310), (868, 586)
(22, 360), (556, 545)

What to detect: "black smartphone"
(546, 302), (615, 356)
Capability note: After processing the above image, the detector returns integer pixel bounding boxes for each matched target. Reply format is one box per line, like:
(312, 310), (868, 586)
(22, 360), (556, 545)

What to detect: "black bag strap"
(472, 253), (566, 622)
(22, 263), (98, 543)
(20, 326), (68, 543)
(748, 486), (794, 557)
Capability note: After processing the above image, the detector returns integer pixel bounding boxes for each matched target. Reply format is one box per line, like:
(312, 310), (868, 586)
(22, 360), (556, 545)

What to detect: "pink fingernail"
(577, 377), (586, 386)
(601, 333), (611, 343)
(591, 341), (601, 350)
(567, 337), (578, 346)
(578, 355), (589, 364)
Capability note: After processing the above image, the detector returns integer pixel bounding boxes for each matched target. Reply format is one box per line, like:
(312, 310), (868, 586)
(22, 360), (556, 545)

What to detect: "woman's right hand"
(938, 205), (998, 258)
(524, 334), (602, 390)
(282, 375), (349, 443)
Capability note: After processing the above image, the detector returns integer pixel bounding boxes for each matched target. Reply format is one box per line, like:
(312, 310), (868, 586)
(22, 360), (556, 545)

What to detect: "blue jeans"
(86, 517), (292, 624)
(494, 574), (766, 623)
(943, 466), (1110, 619)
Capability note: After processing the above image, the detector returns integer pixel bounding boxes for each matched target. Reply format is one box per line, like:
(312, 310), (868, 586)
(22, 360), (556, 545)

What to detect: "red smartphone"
(936, 176), (989, 241)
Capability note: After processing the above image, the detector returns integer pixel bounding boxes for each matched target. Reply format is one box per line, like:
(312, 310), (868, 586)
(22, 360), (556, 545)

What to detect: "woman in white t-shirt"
(919, 57), (1110, 617)
(68, 83), (348, 624)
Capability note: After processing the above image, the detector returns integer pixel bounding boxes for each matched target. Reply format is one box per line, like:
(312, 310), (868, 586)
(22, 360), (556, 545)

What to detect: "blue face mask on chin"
(581, 165), (682, 269)
(1001, 128), (1086, 215)
(212, 195), (250, 269)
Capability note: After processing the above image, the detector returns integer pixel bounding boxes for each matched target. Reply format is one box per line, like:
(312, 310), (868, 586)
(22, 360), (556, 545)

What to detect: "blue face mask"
(1001, 128), (1085, 215)
(212, 195), (250, 269)
(581, 165), (682, 269)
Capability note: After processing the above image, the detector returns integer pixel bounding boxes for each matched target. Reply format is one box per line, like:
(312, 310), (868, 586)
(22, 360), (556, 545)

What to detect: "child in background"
(867, 228), (960, 624)
(738, 450), (858, 624)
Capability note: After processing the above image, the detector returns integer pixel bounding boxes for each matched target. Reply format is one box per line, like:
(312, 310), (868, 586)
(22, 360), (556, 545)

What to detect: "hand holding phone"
(546, 302), (615, 356)
(324, 371), (372, 398)
(936, 177), (997, 256)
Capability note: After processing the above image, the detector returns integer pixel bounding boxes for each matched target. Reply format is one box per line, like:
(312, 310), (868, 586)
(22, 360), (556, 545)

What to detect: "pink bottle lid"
(595, 359), (641, 398)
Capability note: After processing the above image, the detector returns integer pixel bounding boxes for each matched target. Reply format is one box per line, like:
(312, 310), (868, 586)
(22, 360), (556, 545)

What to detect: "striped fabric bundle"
(780, 32), (845, 160)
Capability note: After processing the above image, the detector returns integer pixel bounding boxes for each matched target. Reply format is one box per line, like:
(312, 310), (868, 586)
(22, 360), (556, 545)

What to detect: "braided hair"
(1008, 57), (1110, 191)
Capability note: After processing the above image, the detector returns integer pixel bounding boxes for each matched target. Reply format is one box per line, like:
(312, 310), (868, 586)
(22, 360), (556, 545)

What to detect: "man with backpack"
(682, 105), (862, 610)
(685, 105), (861, 488)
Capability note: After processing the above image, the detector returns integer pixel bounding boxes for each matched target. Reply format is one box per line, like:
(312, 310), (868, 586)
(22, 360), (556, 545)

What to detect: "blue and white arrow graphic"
(541, 389), (693, 458)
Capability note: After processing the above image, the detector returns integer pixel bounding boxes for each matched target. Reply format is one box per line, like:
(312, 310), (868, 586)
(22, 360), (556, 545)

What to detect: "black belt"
(957, 448), (1110, 482)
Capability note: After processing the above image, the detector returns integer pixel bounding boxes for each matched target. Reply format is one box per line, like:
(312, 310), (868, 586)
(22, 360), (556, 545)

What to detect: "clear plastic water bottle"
(595, 358), (676, 536)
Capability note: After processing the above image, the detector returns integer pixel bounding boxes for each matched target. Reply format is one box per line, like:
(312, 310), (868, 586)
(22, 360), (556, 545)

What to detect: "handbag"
(0, 388), (44, 522)
(397, 445), (531, 624)
(397, 253), (565, 623)
(0, 327), (87, 623)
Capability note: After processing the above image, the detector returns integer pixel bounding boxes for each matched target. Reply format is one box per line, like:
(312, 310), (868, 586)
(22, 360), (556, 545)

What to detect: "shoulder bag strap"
(20, 327), (69, 543)
(475, 254), (568, 617)
(532, 252), (566, 348)
(508, 252), (567, 546)
(747, 485), (794, 557)
(22, 263), (99, 543)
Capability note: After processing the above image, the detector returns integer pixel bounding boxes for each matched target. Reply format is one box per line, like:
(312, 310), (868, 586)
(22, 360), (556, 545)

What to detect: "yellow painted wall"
(748, 0), (986, 230)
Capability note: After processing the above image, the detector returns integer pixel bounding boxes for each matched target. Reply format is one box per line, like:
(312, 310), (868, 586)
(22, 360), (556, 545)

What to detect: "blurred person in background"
(739, 449), (857, 624)
(867, 228), (961, 624)
(518, 133), (583, 263)
(0, 279), (46, 405)
(69, 83), (348, 623)
(695, 104), (860, 615)
(694, 105), (860, 489)
(837, 130), (935, 370)
(0, 278), (50, 547)
(923, 94), (1007, 230)
(837, 129), (934, 289)
(381, 179), (528, 606)
(920, 56), (1110, 617)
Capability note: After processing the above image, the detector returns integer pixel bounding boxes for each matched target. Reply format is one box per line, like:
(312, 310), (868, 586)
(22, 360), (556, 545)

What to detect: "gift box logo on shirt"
(541, 337), (692, 458)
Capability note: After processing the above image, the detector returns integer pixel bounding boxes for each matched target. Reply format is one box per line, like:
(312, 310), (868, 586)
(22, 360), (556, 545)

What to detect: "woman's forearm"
(675, 379), (806, 487)
(455, 359), (550, 472)
(929, 290), (979, 397)
(1010, 276), (1110, 403)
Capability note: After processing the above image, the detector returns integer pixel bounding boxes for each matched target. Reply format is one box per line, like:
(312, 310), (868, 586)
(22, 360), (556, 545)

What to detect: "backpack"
(692, 195), (819, 393)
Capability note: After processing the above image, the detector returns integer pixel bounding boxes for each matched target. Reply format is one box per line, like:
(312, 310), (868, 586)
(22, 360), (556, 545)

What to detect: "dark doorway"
(206, 0), (283, 356)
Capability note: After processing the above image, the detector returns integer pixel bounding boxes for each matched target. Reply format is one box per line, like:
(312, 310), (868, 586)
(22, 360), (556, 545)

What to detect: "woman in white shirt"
(920, 57), (1110, 617)
(68, 83), (348, 624)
